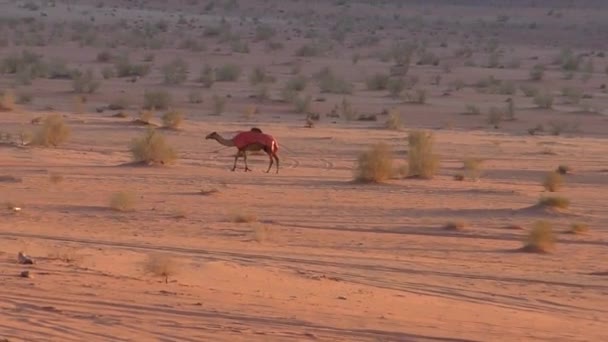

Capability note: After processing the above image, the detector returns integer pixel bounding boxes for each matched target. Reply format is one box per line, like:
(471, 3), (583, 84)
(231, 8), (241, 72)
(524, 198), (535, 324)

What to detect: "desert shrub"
(96, 50), (113, 62)
(487, 107), (504, 128)
(108, 97), (129, 110)
(407, 130), (439, 179)
(548, 120), (580, 136)
(567, 223), (589, 235)
(109, 191), (136, 212)
(0, 89), (16, 111)
(255, 84), (270, 102)
(72, 69), (100, 93)
(198, 64), (214, 88)
(295, 43), (321, 57)
(211, 95), (226, 115)
(315, 67), (353, 94)
(285, 75), (307, 92)
(254, 24), (275, 41)
(16, 92), (32, 104)
(522, 221), (556, 253)
(293, 94), (312, 114)
(534, 92), (553, 109)
(188, 90), (203, 104)
(249, 66), (275, 85)
(354, 143), (394, 183)
(542, 171), (563, 192)
(143, 90), (172, 110)
(101, 66), (115, 79)
(445, 221), (468, 231)
(161, 110), (183, 129)
(538, 196), (570, 209)
(366, 73), (390, 91)
(561, 86), (583, 104)
(337, 98), (357, 121)
(463, 104), (480, 115)
(529, 64), (545, 81)
(129, 128), (177, 165)
(388, 77), (405, 98)
(161, 58), (188, 85)
(385, 109), (402, 130)
(230, 210), (258, 223)
(463, 158), (483, 180)
(31, 114), (70, 147)
(114, 56), (151, 78)
(556, 165), (571, 175)
(404, 89), (427, 104)
(143, 253), (178, 283)
(520, 84), (539, 97)
(215, 63), (241, 82)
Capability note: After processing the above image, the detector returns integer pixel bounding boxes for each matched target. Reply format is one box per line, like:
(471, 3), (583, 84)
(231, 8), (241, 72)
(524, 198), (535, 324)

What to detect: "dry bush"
(16, 92), (32, 104)
(143, 90), (172, 110)
(444, 221), (468, 231)
(366, 73), (390, 90)
(230, 210), (258, 223)
(137, 110), (153, 124)
(109, 191), (136, 212)
(520, 84), (539, 97)
(463, 158), (483, 180)
(0, 89), (16, 111)
(556, 165), (572, 175)
(72, 69), (101, 93)
(529, 64), (545, 81)
(354, 143), (393, 183)
(463, 104), (480, 115)
(161, 110), (183, 129)
(567, 223), (589, 235)
(404, 89), (427, 104)
(538, 196), (570, 209)
(211, 95), (226, 115)
(161, 58), (188, 85)
(198, 64), (214, 88)
(542, 171), (563, 192)
(215, 63), (241, 82)
(293, 94), (312, 114)
(522, 221), (556, 253)
(285, 75), (307, 92)
(108, 97), (129, 110)
(188, 90), (203, 104)
(407, 130), (439, 179)
(253, 225), (271, 243)
(129, 128), (177, 165)
(48, 173), (64, 184)
(249, 66), (275, 85)
(534, 92), (554, 109)
(31, 114), (70, 147)
(487, 107), (504, 128)
(143, 253), (179, 283)
(385, 109), (402, 130)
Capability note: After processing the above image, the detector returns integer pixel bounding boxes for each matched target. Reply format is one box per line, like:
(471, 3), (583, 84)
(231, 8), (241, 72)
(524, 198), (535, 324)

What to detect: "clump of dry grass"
(542, 171), (564, 192)
(48, 173), (64, 184)
(522, 221), (556, 253)
(143, 90), (172, 110)
(161, 110), (183, 129)
(129, 128), (177, 165)
(109, 191), (136, 212)
(567, 223), (589, 235)
(143, 253), (179, 284)
(31, 114), (71, 147)
(0, 89), (16, 111)
(385, 109), (403, 130)
(407, 130), (439, 179)
(463, 158), (484, 180)
(253, 225), (271, 243)
(230, 209), (258, 223)
(354, 143), (394, 183)
(444, 221), (468, 231)
(537, 196), (570, 209)
(556, 165), (572, 175)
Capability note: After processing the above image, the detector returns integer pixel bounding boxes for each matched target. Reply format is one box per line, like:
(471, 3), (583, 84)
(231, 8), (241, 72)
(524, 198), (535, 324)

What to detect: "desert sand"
(1, 1), (608, 341)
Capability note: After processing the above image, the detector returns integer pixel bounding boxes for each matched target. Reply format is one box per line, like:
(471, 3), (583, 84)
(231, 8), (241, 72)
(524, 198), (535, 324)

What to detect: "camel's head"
(205, 132), (218, 140)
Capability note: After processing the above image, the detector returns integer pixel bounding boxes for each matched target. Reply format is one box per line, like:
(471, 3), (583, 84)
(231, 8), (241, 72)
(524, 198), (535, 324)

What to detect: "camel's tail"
(272, 140), (279, 154)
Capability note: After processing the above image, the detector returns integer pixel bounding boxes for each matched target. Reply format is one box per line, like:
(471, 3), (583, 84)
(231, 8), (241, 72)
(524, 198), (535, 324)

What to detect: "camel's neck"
(212, 135), (235, 147)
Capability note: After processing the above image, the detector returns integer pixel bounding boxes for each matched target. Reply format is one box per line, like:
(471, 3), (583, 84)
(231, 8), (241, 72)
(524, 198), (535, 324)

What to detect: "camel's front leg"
(265, 153), (273, 173)
(243, 151), (252, 172)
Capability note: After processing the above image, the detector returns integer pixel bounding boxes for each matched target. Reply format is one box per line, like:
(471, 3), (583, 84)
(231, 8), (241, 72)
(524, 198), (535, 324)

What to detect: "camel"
(205, 128), (280, 174)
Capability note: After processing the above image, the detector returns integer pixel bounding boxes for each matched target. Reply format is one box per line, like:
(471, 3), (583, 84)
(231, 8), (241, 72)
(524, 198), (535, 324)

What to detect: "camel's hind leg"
(243, 151), (252, 172)
(265, 151), (273, 173)
(273, 154), (280, 174)
(232, 150), (243, 171)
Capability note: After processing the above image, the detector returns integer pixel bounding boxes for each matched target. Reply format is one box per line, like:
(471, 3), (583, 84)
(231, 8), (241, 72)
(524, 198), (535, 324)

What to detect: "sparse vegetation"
(354, 143), (394, 183)
(31, 114), (70, 147)
(407, 131), (439, 179)
(556, 165), (572, 175)
(211, 95), (226, 115)
(567, 223), (589, 235)
(538, 196), (570, 209)
(385, 109), (402, 130)
(161, 110), (183, 129)
(522, 221), (556, 253)
(143, 253), (179, 284)
(109, 191), (136, 212)
(129, 128), (177, 165)
(542, 171), (564, 192)
(231, 210), (258, 223)
(143, 90), (172, 110)
(463, 158), (484, 180)
(445, 221), (467, 231)
(215, 64), (241, 82)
